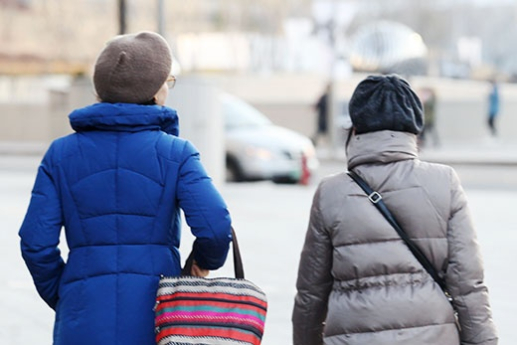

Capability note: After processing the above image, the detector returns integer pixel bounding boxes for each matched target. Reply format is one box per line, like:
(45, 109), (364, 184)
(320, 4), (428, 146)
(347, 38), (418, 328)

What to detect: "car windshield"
(222, 94), (272, 129)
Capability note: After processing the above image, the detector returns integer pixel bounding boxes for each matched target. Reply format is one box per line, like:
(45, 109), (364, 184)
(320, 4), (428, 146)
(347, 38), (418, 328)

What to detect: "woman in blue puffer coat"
(19, 31), (232, 345)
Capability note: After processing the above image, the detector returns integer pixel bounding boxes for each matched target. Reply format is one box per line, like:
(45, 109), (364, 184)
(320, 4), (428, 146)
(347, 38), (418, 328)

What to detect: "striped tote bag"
(155, 229), (268, 345)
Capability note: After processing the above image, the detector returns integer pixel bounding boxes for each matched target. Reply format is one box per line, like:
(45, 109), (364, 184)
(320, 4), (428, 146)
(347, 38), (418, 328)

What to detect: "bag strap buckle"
(368, 191), (382, 204)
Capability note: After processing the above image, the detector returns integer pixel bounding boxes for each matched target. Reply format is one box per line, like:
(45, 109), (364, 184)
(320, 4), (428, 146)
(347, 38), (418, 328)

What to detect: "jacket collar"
(346, 130), (418, 170)
(69, 102), (179, 136)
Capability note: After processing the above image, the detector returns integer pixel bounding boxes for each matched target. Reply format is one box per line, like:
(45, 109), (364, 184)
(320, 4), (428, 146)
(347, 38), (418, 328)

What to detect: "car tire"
(226, 156), (245, 182)
(272, 176), (299, 184)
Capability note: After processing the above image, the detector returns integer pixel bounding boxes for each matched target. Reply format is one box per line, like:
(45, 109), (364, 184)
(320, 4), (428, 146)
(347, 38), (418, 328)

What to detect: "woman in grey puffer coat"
(292, 75), (498, 345)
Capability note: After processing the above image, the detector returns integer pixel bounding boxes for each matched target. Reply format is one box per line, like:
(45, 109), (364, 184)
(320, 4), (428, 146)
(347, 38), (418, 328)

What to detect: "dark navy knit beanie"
(348, 75), (423, 135)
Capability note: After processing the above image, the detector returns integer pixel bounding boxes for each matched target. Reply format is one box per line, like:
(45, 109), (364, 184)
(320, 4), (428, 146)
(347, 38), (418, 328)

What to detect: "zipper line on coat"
(116, 132), (120, 345)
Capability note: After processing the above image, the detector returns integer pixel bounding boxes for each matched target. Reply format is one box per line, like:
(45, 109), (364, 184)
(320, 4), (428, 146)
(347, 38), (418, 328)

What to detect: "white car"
(222, 93), (319, 183)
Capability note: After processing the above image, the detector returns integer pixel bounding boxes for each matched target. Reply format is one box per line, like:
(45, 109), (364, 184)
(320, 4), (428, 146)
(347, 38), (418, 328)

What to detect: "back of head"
(348, 75), (423, 135)
(93, 31), (172, 104)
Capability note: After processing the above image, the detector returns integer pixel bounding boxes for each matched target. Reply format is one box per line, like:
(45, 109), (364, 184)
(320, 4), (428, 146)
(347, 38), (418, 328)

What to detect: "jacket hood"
(69, 102), (179, 136)
(346, 130), (418, 170)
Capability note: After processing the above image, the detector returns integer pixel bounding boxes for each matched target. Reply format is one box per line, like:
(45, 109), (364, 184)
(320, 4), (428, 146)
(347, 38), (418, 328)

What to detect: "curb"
(0, 142), (47, 156)
(316, 148), (517, 167)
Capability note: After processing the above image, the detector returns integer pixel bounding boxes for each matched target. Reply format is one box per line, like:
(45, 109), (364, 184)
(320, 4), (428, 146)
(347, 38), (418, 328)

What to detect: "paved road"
(1, 156), (515, 344)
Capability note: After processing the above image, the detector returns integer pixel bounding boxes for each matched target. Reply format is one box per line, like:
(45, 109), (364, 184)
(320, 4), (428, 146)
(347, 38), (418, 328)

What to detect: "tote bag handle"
(182, 227), (245, 279)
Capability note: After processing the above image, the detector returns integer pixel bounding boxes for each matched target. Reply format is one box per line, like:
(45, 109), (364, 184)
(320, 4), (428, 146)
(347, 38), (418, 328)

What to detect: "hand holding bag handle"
(347, 170), (461, 330)
(182, 227), (245, 279)
(156, 228), (267, 345)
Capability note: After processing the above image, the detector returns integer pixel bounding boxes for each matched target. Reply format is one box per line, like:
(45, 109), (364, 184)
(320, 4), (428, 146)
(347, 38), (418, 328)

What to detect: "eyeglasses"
(166, 75), (176, 89)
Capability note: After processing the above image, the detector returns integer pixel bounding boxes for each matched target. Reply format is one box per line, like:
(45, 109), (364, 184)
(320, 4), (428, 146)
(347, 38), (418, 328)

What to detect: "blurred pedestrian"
(293, 75), (498, 345)
(312, 83), (331, 146)
(418, 86), (440, 148)
(487, 78), (500, 137)
(19, 31), (232, 345)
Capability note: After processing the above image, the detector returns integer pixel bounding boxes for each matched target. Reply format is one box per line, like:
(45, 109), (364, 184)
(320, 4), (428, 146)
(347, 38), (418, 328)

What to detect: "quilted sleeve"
(445, 169), (498, 345)
(177, 141), (232, 270)
(292, 184), (333, 345)
(19, 144), (65, 310)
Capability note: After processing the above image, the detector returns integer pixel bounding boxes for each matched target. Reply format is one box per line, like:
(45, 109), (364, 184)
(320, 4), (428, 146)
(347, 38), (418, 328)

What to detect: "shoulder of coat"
(316, 171), (357, 196)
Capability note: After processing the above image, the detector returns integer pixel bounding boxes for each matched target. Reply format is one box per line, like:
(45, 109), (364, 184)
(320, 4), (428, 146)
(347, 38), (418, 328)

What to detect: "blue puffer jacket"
(19, 102), (232, 345)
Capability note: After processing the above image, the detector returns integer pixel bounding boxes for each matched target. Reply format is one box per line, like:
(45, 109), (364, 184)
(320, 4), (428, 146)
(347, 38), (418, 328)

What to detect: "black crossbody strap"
(347, 170), (447, 291)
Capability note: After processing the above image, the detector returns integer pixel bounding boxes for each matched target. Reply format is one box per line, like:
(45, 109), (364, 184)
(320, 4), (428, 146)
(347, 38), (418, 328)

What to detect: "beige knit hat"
(93, 31), (172, 104)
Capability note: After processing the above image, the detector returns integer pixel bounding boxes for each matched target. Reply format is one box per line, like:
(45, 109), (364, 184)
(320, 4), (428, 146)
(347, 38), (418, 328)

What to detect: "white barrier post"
(166, 75), (225, 187)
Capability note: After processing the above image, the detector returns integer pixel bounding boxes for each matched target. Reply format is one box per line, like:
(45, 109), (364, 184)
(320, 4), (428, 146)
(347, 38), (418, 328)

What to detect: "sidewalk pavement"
(1, 137), (514, 179)
(0, 142), (47, 156)
(2, 139), (517, 166)
(419, 138), (517, 166)
(1, 154), (515, 345)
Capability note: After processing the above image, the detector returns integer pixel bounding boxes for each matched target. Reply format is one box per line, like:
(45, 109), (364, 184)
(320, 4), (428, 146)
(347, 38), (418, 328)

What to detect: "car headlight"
(245, 146), (273, 160)
(303, 143), (316, 158)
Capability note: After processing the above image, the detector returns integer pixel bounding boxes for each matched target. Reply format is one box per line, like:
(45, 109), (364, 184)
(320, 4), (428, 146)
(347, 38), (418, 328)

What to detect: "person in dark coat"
(487, 79), (500, 137)
(19, 31), (232, 345)
(417, 86), (440, 148)
(313, 83), (331, 146)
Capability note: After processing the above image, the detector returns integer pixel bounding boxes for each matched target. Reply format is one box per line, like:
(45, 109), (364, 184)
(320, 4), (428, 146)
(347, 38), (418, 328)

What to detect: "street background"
(3, 1), (517, 344)
(1, 153), (516, 345)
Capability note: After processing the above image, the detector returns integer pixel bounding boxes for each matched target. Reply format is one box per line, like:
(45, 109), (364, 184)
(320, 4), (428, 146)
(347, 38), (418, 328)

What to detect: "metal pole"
(157, 0), (165, 35)
(327, 1), (338, 157)
(118, 0), (127, 35)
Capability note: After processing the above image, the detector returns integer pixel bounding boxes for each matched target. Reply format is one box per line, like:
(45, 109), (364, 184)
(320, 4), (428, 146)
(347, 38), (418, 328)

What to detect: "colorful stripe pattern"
(155, 276), (267, 345)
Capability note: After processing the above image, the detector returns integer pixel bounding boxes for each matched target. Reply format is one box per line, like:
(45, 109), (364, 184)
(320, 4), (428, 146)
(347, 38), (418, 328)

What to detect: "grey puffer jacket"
(293, 130), (497, 345)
